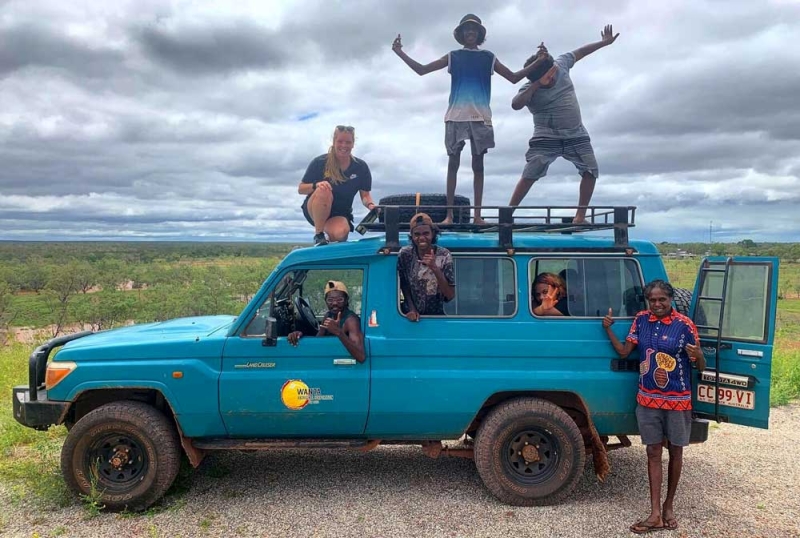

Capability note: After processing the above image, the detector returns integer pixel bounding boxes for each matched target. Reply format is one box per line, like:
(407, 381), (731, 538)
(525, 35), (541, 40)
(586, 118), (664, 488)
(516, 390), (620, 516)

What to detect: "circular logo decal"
(281, 379), (310, 410)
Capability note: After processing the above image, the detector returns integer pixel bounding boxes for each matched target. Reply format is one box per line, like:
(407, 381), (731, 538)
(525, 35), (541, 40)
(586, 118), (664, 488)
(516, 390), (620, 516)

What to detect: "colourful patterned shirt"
(444, 48), (496, 124)
(626, 309), (700, 411)
(397, 245), (455, 316)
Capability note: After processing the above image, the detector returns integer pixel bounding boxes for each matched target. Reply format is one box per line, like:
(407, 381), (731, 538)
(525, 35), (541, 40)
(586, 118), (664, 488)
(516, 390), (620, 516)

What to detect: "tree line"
(0, 242), (296, 339)
(1, 241), (797, 341)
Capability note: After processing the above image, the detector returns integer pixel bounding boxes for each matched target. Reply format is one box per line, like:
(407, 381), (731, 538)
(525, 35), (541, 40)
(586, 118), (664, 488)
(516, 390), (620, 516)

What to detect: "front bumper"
(12, 386), (69, 430)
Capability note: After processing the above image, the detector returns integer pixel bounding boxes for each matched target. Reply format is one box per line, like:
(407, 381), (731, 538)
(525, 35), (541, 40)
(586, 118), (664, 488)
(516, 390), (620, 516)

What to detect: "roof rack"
(355, 204), (636, 252)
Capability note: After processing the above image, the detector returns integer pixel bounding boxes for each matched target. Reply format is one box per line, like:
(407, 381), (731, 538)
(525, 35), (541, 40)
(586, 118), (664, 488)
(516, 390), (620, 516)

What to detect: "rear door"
(690, 257), (779, 428)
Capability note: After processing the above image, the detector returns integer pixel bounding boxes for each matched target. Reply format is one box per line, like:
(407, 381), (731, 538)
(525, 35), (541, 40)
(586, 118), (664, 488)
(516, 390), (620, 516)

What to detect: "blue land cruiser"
(12, 204), (779, 511)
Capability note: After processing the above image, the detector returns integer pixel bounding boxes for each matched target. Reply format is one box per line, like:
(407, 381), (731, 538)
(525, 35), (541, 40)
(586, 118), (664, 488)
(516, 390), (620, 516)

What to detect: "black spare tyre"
(378, 194), (471, 224)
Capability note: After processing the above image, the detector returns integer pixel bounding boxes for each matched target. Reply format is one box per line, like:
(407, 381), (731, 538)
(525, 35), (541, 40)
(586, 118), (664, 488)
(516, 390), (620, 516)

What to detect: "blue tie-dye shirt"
(444, 48), (496, 124)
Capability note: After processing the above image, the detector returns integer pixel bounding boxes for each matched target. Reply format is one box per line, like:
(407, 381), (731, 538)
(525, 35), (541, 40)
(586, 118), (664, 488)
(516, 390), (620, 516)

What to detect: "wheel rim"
(86, 432), (148, 490)
(502, 428), (561, 484)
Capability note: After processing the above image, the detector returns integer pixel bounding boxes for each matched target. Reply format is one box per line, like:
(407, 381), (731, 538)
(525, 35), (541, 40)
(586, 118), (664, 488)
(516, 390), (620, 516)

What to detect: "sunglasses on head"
(336, 125), (354, 132)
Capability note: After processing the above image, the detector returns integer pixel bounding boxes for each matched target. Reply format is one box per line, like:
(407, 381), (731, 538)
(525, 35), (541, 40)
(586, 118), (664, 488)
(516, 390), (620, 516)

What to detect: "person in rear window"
(397, 213), (455, 320)
(532, 272), (569, 316)
(602, 279), (705, 534)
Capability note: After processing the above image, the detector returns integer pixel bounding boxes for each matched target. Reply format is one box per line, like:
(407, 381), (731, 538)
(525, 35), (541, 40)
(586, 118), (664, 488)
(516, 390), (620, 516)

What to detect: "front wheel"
(474, 398), (585, 506)
(61, 401), (181, 511)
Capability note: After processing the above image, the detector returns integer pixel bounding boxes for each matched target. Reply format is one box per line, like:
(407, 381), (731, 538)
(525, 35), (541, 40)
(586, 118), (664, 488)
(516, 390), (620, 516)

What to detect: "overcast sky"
(1, 0), (798, 243)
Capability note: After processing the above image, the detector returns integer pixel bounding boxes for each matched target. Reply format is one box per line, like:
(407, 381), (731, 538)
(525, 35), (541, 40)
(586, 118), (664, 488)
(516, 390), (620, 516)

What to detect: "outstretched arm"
(573, 24), (619, 63)
(495, 50), (551, 84)
(392, 34), (448, 75)
(511, 66), (557, 110)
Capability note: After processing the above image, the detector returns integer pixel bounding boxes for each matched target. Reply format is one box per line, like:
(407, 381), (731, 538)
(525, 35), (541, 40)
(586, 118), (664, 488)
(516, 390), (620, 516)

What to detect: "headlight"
(45, 361), (77, 390)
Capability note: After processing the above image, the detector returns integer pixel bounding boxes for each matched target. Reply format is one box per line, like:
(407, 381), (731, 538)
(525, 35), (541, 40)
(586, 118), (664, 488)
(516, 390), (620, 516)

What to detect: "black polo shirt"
(301, 155), (372, 220)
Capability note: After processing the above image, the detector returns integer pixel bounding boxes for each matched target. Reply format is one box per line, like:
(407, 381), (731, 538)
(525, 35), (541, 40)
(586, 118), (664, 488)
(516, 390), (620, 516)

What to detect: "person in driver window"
(288, 281), (365, 363)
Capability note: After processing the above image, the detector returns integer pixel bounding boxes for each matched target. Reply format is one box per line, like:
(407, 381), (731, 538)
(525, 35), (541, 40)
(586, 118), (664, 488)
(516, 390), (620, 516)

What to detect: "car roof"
(280, 233), (660, 265)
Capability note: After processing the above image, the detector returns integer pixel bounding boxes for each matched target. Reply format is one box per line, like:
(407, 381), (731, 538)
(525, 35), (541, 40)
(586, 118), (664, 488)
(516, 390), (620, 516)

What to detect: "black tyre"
(474, 398), (585, 506)
(61, 401), (181, 511)
(378, 193), (471, 224)
(674, 287), (693, 316)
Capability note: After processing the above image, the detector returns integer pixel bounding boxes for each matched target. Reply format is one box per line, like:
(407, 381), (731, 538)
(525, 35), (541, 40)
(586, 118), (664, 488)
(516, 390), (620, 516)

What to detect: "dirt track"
(1, 403), (798, 537)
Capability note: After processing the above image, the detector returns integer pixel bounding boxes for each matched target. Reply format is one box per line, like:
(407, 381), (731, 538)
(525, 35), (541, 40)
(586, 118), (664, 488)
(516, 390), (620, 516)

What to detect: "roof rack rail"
(355, 204), (636, 252)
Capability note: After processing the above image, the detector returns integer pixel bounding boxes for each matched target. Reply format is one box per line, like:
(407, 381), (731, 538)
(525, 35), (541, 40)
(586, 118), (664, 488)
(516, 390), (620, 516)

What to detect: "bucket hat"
(453, 14), (486, 45)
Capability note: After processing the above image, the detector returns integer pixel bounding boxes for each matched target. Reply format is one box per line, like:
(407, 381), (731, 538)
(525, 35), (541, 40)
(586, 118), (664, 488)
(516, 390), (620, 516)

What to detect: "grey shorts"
(636, 405), (693, 447)
(521, 136), (599, 181)
(445, 121), (495, 156)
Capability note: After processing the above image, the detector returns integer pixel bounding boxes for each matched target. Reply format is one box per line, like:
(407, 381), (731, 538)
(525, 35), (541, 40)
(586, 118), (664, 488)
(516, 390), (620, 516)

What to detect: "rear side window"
(531, 258), (645, 317)
(444, 257), (517, 317)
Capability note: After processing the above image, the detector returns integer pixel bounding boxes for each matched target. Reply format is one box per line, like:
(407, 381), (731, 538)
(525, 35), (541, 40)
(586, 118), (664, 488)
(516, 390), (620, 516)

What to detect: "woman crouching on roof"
(299, 125), (377, 246)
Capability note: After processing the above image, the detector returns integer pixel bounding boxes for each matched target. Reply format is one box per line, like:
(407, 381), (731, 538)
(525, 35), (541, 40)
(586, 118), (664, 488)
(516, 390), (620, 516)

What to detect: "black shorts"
(301, 196), (354, 232)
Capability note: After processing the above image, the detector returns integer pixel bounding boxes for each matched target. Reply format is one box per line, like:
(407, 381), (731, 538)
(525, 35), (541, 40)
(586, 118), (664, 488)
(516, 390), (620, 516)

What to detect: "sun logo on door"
(281, 379), (310, 410)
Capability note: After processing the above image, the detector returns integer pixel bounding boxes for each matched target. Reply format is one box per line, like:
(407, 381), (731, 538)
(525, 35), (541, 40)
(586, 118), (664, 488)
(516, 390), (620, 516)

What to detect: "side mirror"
(262, 316), (277, 347)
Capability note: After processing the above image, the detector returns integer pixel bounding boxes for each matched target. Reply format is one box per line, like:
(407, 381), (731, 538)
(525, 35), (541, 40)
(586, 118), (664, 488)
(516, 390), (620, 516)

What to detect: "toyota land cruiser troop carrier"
(12, 204), (779, 511)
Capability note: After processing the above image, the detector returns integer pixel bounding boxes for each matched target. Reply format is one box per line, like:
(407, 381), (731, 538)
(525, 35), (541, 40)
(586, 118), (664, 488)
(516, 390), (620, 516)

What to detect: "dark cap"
(409, 212), (435, 231)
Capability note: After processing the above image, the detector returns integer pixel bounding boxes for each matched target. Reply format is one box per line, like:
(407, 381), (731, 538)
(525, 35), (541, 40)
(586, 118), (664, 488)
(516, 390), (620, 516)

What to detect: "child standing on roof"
(393, 14), (549, 225)
(508, 25), (620, 224)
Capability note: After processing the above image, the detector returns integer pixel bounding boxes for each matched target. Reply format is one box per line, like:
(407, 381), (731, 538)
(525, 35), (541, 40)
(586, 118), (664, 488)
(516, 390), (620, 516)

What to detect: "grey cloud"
(133, 20), (289, 75)
(1, 0), (798, 243)
(0, 23), (124, 78)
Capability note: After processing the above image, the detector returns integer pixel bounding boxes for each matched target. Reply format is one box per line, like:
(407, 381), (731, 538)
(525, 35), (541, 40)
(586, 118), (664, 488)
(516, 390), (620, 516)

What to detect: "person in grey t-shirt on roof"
(508, 25), (620, 224)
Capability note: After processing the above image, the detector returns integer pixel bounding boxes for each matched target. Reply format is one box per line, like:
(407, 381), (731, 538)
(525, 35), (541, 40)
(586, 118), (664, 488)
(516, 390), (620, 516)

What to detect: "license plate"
(697, 384), (755, 410)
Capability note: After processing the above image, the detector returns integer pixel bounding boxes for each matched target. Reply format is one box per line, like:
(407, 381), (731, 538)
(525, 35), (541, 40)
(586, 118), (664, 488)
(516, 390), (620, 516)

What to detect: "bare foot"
(440, 216), (453, 225)
(473, 216), (486, 225)
(572, 216), (587, 225)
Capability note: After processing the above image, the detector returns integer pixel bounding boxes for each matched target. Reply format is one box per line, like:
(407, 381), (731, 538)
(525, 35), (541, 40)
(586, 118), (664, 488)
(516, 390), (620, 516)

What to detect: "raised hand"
(540, 286), (559, 310)
(601, 24), (619, 45)
(538, 65), (558, 85)
(421, 250), (437, 269)
(602, 307), (615, 329)
(392, 34), (403, 53)
(536, 41), (549, 58)
(322, 311), (343, 336)
(685, 343), (703, 363)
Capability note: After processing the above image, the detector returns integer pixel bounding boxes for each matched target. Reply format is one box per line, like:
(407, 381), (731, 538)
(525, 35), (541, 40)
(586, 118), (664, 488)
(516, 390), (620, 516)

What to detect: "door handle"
(333, 358), (357, 366)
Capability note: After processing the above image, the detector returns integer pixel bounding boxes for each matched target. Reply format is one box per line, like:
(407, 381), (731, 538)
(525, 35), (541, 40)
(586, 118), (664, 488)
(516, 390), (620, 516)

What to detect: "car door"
(689, 257), (779, 428)
(219, 267), (370, 437)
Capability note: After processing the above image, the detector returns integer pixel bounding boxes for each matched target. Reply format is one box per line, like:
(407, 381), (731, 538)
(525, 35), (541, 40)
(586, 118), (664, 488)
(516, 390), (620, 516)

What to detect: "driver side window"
(243, 268), (364, 337)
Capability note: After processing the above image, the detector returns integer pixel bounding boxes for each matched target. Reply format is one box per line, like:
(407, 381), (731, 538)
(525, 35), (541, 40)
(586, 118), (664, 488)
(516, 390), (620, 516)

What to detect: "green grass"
(0, 345), (72, 509)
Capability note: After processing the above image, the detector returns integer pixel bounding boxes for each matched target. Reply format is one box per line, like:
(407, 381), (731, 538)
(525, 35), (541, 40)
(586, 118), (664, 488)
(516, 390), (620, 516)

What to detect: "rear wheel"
(378, 193), (471, 224)
(61, 401), (181, 511)
(474, 397), (585, 506)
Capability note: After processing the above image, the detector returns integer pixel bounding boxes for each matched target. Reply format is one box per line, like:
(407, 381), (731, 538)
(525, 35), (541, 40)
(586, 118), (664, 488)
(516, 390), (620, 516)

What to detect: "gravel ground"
(2, 403), (799, 538)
